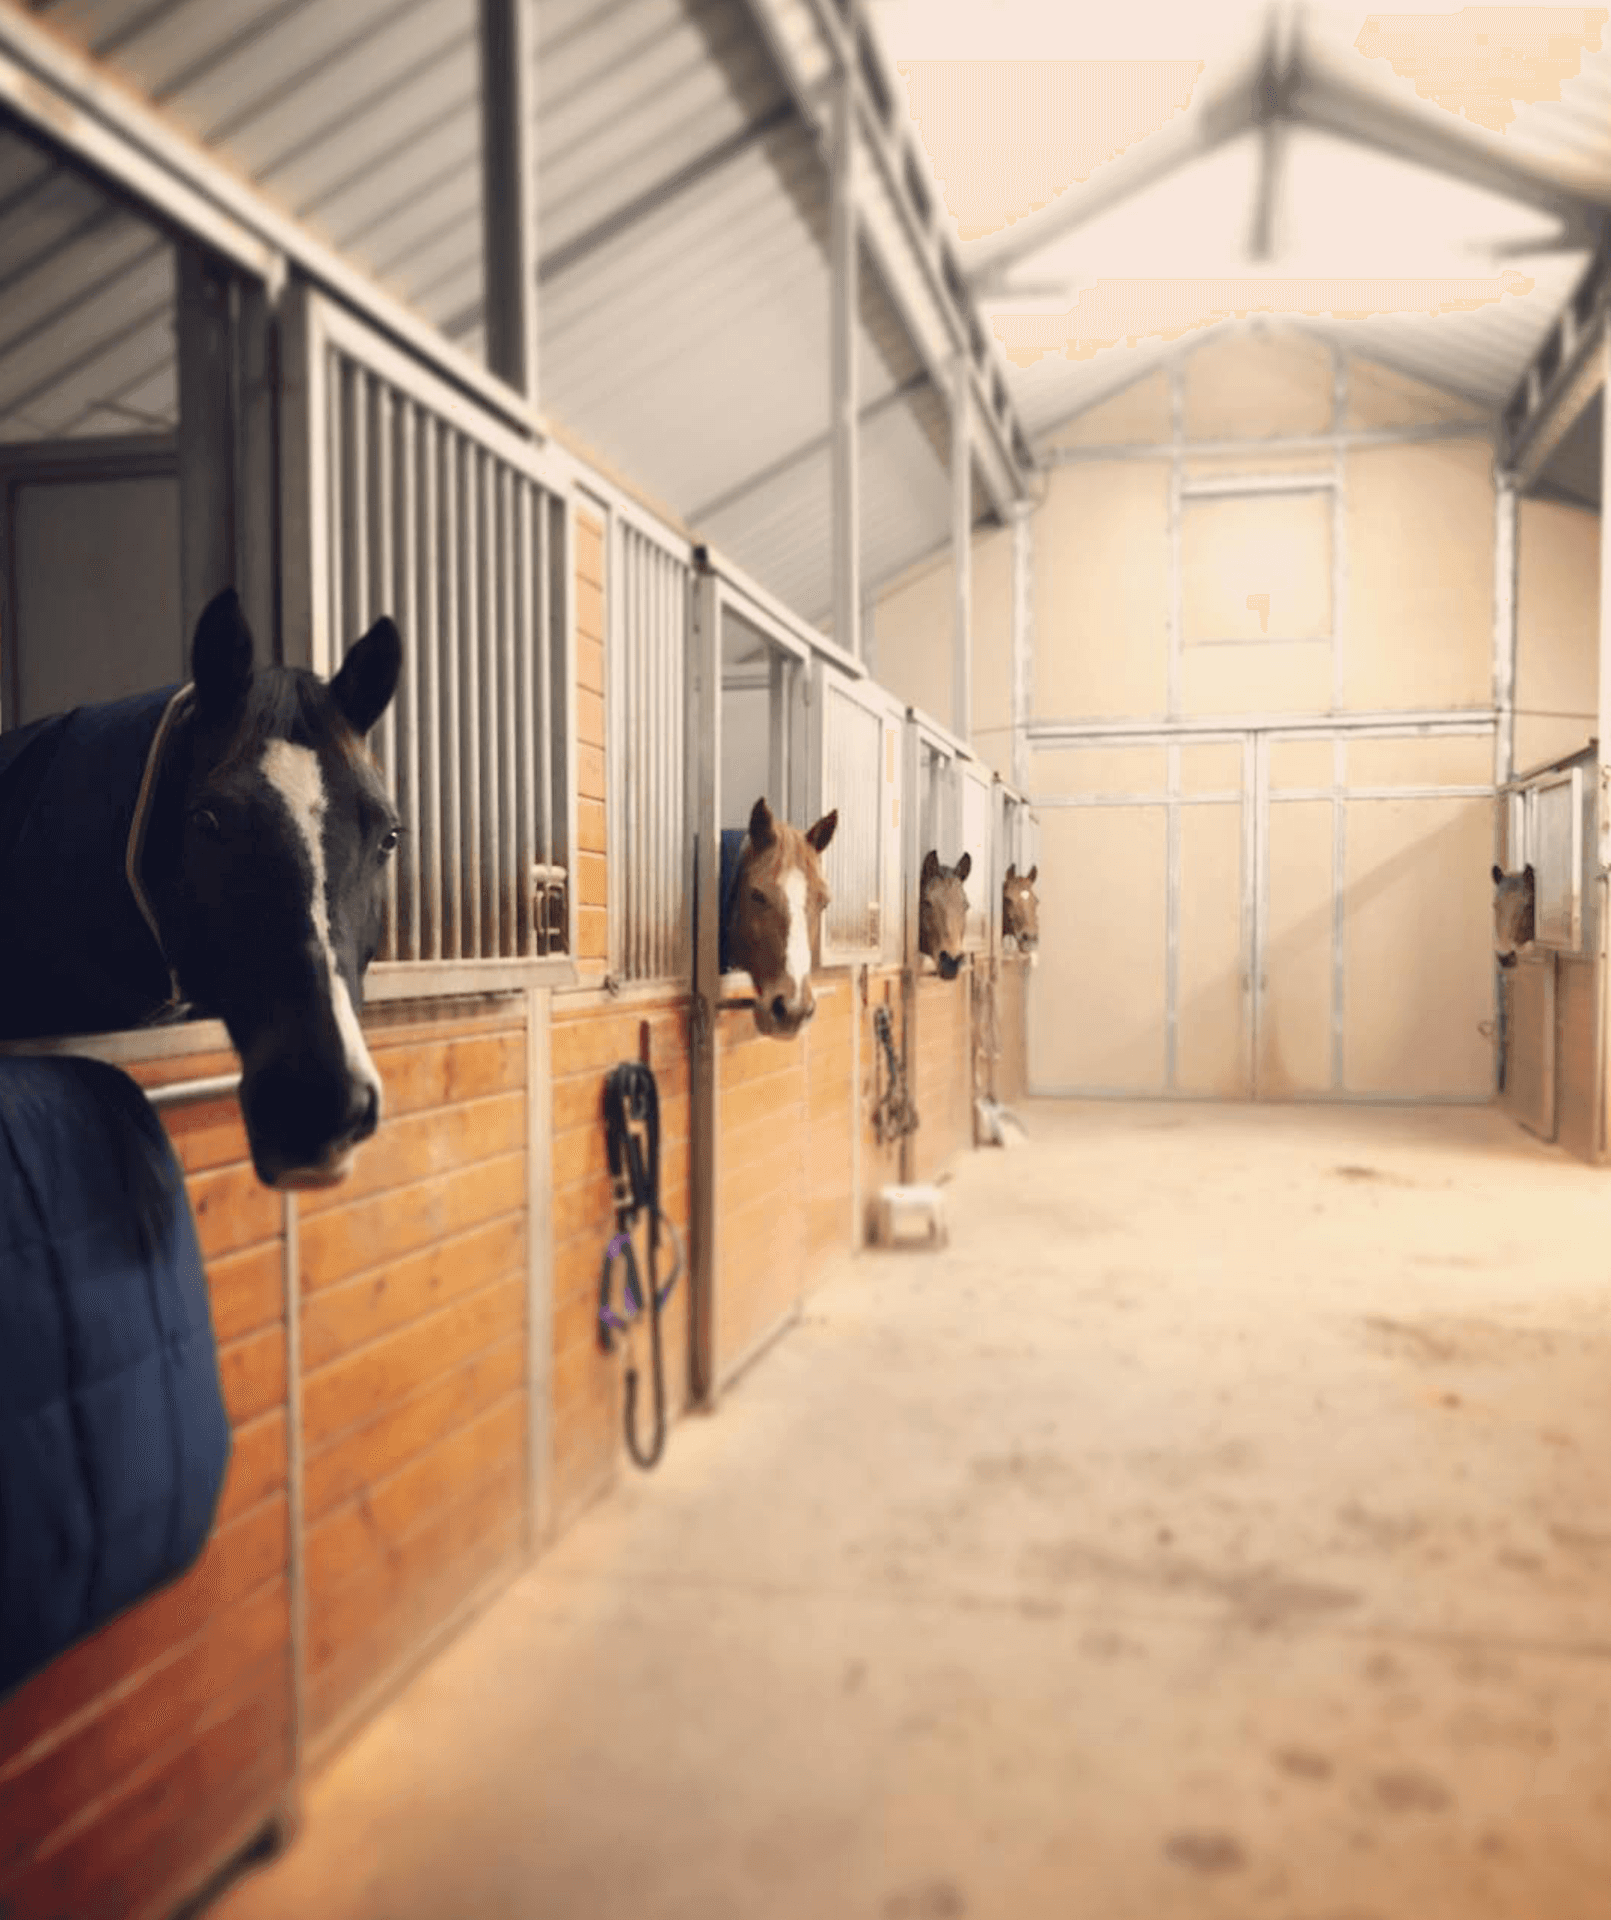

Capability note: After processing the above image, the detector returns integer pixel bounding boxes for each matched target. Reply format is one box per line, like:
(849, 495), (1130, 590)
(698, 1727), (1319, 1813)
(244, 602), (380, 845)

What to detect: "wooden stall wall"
(804, 976), (856, 1261)
(715, 1005), (810, 1381)
(294, 1000), (531, 1758)
(911, 974), (973, 1180)
(995, 955), (1031, 1106)
(0, 1045), (293, 1920)
(858, 967), (908, 1241)
(1555, 956), (1599, 1163)
(546, 995), (693, 1535)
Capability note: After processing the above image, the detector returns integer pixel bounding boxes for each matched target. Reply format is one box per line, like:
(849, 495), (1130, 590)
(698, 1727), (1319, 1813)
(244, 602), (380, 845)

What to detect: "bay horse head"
(920, 849), (971, 981)
(724, 796), (837, 1039)
(1491, 861), (1534, 970)
(1003, 862), (1040, 953)
(145, 590), (403, 1189)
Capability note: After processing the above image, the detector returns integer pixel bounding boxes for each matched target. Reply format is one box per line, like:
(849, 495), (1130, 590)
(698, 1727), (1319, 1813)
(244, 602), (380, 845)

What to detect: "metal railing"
(299, 291), (572, 968)
(609, 514), (692, 982)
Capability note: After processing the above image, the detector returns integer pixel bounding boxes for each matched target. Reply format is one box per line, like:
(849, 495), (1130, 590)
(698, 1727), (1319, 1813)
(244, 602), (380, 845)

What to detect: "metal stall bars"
(607, 504), (695, 985)
(958, 760), (992, 952)
(281, 285), (575, 985)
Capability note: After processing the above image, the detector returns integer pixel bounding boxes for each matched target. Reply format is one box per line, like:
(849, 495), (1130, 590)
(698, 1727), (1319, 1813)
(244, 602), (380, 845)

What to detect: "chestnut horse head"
(920, 849), (971, 981)
(1003, 862), (1040, 953)
(723, 796), (838, 1039)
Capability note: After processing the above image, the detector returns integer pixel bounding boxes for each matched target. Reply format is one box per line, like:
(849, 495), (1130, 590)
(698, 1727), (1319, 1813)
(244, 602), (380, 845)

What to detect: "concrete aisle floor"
(214, 1101), (1611, 1920)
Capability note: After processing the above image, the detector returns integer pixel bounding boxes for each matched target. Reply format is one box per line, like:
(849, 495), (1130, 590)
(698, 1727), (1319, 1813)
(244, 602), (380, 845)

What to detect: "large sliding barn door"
(1028, 725), (1496, 1101)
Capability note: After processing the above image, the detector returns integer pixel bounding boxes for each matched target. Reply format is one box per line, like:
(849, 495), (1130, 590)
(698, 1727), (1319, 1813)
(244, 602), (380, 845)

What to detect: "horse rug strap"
(0, 684), (191, 1040)
(0, 1054), (231, 1696)
(598, 1061), (682, 1471)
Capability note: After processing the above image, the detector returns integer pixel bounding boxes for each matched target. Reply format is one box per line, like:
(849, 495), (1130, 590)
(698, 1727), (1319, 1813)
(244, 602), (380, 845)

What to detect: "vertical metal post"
(176, 240), (237, 642)
(1493, 475), (1518, 794)
(689, 564), (722, 1406)
(1331, 734), (1347, 1092)
(525, 983), (553, 1548)
(479, 0), (538, 402)
(1010, 500), (1033, 793)
(831, 39), (860, 662)
(900, 710), (921, 1183)
(951, 354), (972, 743)
(1594, 327), (1611, 1155)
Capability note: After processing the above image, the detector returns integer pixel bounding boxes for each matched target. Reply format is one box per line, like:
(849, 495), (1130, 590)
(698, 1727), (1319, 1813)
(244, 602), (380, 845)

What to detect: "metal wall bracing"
(284, 288), (574, 971)
(607, 511), (692, 984)
(958, 763), (992, 950)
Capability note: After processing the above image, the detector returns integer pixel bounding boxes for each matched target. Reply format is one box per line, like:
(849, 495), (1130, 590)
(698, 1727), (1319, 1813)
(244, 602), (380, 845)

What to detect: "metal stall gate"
(607, 506), (693, 985)
(1498, 747), (1596, 1144)
(283, 286), (576, 983)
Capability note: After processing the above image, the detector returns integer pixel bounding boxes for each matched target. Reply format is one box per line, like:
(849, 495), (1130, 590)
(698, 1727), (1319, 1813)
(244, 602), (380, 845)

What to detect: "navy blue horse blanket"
(0, 1054), (230, 1697)
(718, 827), (747, 978)
(0, 685), (187, 1042)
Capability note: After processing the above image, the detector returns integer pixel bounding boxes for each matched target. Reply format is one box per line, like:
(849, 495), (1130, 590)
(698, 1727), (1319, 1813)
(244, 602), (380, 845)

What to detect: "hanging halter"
(597, 1060), (685, 1470)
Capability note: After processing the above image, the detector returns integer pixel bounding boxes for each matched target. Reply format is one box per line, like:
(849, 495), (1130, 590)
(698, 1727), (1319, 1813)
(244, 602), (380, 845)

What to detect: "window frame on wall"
(279, 280), (578, 997)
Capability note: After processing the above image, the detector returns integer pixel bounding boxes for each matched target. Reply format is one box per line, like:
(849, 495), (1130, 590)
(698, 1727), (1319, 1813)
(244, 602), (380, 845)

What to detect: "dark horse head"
(0, 590), (402, 1188)
(1491, 861), (1535, 970)
(920, 848), (971, 981)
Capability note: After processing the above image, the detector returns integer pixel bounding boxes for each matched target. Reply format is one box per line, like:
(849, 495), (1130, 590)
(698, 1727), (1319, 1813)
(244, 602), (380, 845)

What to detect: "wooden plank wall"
(912, 974), (973, 1180)
(547, 996), (693, 1535)
(1555, 956), (1598, 1163)
(295, 1000), (531, 1754)
(716, 1006), (809, 1380)
(996, 958), (1030, 1106)
(575, 510), (608, 967)
(858, 967), (908, 1239)
(0, 1047), (293, 1920)
(804, 977), (855, 1261)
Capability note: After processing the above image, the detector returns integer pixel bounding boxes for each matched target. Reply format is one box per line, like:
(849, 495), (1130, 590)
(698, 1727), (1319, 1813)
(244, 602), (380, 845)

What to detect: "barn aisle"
(211, 1102), (1611, 1920)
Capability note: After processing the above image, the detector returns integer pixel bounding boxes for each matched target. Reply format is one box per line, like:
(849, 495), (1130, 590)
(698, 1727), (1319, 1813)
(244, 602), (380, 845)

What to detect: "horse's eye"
(379, 827), (400, 858)
(750, 888), (768, 909)
(191, 808), (222, 840)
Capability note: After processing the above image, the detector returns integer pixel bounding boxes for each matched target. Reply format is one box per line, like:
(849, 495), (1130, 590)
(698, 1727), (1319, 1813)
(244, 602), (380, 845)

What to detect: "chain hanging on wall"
(870, 1003), (919, 1146)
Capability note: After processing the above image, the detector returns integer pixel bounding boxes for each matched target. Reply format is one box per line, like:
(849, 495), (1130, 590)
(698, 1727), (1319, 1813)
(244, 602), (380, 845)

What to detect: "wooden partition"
(295, 1001), (532, 1758)
(546, 992), (693, 1535)
(995, 956), (1031, 1106)
(911, 973), (974, 1180)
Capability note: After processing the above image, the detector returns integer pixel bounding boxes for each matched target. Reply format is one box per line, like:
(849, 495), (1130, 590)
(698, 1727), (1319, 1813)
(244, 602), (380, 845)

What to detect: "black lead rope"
(598, 1061), (682, 1470)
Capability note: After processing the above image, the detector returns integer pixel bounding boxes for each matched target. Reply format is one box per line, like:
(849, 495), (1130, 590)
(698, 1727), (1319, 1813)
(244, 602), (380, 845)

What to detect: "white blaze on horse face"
(259, 739), (383, 1112)
(782, 867), (810, 1003)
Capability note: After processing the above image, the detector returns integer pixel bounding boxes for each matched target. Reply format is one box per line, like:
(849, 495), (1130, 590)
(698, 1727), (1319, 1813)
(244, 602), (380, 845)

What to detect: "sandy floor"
(212, 1100), (1611, 1920)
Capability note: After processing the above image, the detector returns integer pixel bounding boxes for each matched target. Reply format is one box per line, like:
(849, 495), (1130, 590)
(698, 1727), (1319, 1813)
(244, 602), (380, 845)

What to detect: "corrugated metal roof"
(0, 121), (175, 440)
(867, 0), (1611, 446)
(26, 0), (487, 340)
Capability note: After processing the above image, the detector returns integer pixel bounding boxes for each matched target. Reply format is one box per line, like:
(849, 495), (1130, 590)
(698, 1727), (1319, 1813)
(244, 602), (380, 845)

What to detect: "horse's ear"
(1027, 864), (1038, 884)
(1491, 865), (1503, 884)
(1524, 863), (1536, 883)
(955, 851), (972, 883)
(1006, 863), (1017, 882)
(921, 849), (940, 886)
(191, 587), (253, 721)
(806, 809), (838, 854)
(330, 616), (403, 737)
(748, 797), (777, 850)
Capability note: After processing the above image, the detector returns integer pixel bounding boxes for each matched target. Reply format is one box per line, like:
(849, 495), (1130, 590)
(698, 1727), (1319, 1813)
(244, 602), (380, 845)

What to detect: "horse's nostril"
(771, 995), (788, 1022)
(351, 1084), (379, 1144)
